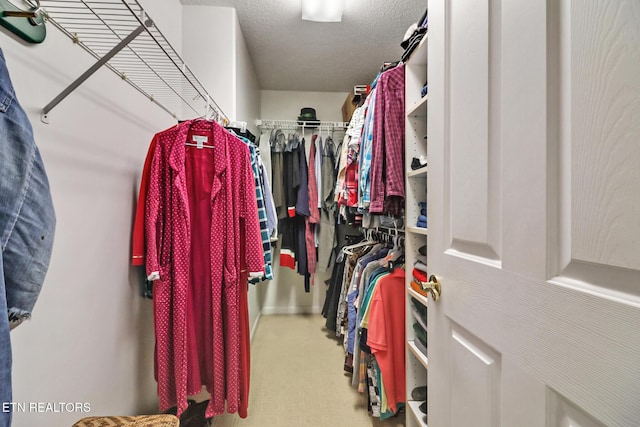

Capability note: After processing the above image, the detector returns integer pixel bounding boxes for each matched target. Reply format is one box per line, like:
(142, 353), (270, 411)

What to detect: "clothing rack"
(256, 119), (349, 131)
(38, 0), (228, 124)
(362, 226), (405, 246)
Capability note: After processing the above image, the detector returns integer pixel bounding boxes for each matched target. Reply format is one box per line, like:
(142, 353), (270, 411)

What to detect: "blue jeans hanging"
(0, 47), (56, 427)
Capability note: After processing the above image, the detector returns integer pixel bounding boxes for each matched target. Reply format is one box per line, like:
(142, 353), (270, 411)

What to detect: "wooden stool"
(72, 414), (179, 427)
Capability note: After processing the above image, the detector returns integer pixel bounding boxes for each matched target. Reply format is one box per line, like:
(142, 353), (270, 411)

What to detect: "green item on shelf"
(413, 322), (427, 346)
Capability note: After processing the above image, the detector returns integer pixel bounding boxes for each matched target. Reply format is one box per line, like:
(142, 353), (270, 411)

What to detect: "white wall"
(259, 90), (348, 314)
(235, 16), (261, 137)
(182, 5), (236, 120)
(5, 1), (181, 425)
(233, 16), (263, 330)
(261, 90), (348, 124)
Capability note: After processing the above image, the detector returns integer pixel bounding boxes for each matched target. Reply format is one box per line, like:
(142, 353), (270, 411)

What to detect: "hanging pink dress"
(145, 120), (264, 418)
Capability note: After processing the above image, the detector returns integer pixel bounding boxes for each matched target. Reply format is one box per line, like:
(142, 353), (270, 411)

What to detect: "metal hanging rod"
(39, 0), (228, 124)
(256, 119), (349, 130)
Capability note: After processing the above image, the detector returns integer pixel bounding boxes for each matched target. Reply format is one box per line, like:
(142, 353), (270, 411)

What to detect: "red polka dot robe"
(145, 120), (264, 419)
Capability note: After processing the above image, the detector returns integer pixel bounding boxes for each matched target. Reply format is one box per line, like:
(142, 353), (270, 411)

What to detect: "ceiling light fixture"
(301, 0), (344, 22)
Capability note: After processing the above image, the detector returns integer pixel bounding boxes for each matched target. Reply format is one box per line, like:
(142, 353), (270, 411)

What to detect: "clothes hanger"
(184, 100), (215, 149)
(342, 229), (376, 256)
(0, 0), (46, 44)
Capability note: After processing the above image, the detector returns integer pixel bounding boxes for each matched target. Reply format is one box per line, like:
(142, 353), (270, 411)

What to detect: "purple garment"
(370, 64), (406, 216)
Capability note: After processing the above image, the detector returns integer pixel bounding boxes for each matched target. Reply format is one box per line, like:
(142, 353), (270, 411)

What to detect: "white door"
(428, 1), (640, 426)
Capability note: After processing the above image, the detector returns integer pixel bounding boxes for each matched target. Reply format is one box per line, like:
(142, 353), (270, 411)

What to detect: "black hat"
(297, 107), (321, 125)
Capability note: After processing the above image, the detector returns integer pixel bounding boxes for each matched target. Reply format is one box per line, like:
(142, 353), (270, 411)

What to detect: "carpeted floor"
(211, 314), (405, 427)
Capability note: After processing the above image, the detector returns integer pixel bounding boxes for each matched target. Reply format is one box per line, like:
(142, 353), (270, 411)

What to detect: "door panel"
(568, 1), (640, 272)
(546, 389), (607, 427)
(449, 0), (501, 261)
(429, 1), (640, 425)
(450, 324), (501, 427)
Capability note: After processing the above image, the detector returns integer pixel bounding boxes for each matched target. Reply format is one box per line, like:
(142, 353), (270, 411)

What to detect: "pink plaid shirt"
(370, 64), (405, 216)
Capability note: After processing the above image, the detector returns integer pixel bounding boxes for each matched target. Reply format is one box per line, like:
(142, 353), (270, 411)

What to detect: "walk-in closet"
(1, 1), (639, 427)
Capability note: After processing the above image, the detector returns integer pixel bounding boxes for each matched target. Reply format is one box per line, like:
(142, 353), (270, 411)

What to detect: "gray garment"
(259, 158), (277, 238)
(317, 136), (337, 272)
(270, 129), (287, 219)
(317, 208), (336, 272)
(258, 132), (272, 183)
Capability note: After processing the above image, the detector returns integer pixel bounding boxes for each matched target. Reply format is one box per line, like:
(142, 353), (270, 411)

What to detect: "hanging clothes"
(269, 129), (287, 220)
(369, 64), (406, 216)
(322, 228), (406, 419)
(236, 134), (274, 282)
(316, 135), (338, 272)
(278, 133), (302, 269)
(305, 135), (321, 281)
(145, 119), (264, 419)
(366, 267), (406, 414)
(0, 50), (56, 427)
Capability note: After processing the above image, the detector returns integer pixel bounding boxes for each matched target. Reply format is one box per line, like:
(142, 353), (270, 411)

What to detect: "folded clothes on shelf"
(411, 280), (431, 299)
(414, 261), (428, 274)
(413, 267), (428, 283)
(412, 306), (427, 331)
(413, 323), (427, 344)
(411, 297), (427, 318)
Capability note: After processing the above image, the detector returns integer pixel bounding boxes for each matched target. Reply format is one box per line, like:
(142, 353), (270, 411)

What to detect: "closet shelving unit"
(404, 22), (428, 427)
(38, 0), (226, 123)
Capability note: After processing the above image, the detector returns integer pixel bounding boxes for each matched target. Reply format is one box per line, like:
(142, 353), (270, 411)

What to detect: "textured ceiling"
(181, 0), (425, 92)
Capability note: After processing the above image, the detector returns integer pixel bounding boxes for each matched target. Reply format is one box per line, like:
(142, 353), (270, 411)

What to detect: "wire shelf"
(256, 119), (349, 131)
(39, 0), (227, 123)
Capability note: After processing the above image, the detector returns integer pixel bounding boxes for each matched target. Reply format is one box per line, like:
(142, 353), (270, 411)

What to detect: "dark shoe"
(419, 401), (427, 414)
(344, 353), (354, 373)
(411, 385), (427, 401)
(418, 245), (427, 256)
(411, 156), (428, 170)
(180, 400), (210, 427)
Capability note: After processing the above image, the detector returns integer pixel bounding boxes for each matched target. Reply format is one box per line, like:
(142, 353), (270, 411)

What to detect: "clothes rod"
(256, 119), (349, 129)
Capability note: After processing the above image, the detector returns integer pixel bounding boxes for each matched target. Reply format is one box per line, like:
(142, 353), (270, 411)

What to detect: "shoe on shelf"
(411, 385), (427, 401)
(418, 245), (427, 256)
(411, 155), (428, 170)
(419, 401), (427, 414)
